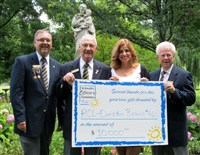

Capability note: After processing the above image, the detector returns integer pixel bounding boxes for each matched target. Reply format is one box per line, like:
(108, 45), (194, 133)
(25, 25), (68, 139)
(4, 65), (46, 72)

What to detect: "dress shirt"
(160, 64), (174, 82)
(36, 51), (50, 84)
(80, 57), (93, 80)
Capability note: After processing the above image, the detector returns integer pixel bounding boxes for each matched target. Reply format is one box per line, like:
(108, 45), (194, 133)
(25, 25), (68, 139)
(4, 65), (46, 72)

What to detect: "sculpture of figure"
(72, 4), (96, 58)
(84, 9), (96, 36)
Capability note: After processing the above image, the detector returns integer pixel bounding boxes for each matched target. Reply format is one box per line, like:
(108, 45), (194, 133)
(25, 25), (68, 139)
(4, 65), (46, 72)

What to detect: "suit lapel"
(48, 58), (56, 95)
(152, 69), (161, 81)
(92, 61), (101, 79)
(168, 66), (178, 84)
(156, 70), (161, 81)
(31, 53), (47, 95)
(71, 59), (82, 79)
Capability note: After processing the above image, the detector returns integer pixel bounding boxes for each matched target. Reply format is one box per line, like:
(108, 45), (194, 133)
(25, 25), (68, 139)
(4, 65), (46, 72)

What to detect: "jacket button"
(43, 109), (46, 112)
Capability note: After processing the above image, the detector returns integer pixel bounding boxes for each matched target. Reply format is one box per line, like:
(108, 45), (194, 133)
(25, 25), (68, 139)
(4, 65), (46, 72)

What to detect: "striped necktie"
(83, 63), (89, 79)
(41, 58), (48, 91)
(160, 71), (167, 81)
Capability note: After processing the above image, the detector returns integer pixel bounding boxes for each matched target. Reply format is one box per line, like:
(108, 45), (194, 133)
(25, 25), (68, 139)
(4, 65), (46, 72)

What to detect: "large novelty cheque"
(72, 80), (168, 147)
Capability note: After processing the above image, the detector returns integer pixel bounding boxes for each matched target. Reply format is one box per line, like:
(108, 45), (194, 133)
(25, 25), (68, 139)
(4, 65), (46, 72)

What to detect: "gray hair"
(34, 29), (51, 42)
(79, 34), (97, 46)
(156, 41), (176, 55)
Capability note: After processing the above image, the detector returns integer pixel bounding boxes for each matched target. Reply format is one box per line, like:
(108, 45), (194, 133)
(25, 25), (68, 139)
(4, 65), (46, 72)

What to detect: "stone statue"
(72, 4), (96, 58)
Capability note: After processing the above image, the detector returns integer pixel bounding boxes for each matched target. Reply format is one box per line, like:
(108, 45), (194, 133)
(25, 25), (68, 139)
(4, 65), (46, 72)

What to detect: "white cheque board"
(72, 80), (168, 147)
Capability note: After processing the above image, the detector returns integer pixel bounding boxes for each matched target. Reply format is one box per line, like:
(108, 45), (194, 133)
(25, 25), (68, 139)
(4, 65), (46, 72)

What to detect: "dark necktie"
(160, 71), (167, 81)
(41, 58), (48, 91)
(83, 63), (89, 79)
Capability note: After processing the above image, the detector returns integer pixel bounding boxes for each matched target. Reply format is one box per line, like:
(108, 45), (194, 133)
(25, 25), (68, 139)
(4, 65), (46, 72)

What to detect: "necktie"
(160, 71), (167, 81)
(83, 63), (89, 79)
(41, 58), (48, 91)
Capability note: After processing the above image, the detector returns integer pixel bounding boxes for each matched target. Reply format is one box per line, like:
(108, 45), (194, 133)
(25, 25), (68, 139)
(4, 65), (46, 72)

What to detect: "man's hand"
(164, 81), (175, 93)
(63, 73), (75, 85)
(17, 121), (26, 133)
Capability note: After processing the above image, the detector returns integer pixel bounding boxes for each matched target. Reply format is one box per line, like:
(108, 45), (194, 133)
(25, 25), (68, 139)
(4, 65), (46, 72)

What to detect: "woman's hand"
(140, 77), (149, 82)
(109, 75), (119, 81)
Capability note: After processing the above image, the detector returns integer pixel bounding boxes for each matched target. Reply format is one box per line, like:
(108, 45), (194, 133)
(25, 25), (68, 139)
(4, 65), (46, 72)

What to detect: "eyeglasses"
(36, 38), (51, 43)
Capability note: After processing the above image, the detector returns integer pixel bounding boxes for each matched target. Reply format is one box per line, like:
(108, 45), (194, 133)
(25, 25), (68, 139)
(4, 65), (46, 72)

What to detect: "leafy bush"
(187, 105), (200, 154)
(0, 103), (15, 144)
(0, 102), (22, 154)
(101, 147), (117, 155)
(50, 131), (64, 155)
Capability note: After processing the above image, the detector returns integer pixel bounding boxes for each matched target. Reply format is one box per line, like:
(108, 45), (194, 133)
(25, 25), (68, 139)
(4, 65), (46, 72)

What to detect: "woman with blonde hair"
(110, 38), (150, 155)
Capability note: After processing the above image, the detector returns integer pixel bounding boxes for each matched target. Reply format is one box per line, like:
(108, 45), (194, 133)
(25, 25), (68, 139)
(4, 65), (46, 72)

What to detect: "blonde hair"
(110, 38), (138, 69)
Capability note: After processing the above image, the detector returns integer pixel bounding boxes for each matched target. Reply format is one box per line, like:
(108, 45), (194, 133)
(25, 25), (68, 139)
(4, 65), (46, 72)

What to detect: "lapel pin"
(95, 69), (99, 74)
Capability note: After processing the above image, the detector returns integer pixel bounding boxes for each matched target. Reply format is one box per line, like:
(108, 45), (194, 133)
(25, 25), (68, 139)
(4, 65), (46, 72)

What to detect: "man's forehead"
(36, 32), (51, 38)
(159, 47), (172, 52)
(82, 39), (95, 44)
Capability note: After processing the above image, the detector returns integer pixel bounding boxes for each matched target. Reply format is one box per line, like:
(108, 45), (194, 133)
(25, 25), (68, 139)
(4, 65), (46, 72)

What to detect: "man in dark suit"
(150, 41), (196, 155)
(57, 34), (111, 155)
(10, 29), (62, 155)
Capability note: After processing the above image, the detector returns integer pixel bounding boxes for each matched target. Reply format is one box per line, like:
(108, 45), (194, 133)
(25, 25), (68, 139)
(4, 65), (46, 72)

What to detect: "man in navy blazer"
(150, 41), (196, 155)
(10, 29), (62, 155)
(57, 34), (111, 155)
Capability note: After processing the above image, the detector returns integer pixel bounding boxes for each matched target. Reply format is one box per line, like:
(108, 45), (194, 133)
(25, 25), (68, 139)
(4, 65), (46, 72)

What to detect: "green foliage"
(135, 44), (159, 72)
(187, 92), (200, 154)
(50, 131), (64, 155)
(89, 0), (200, 84)
(101, 147), (117, 155)
(51, 28), (75, 64)
(100, 146), (152, 155)
(0, 135), (22, 155)
(188, 140), (200, 155)
(1, 0), (200, 85)
(0, 0), (48, 83)
(0, 103), (14, 143)
(177, 45), (200, 87)
(0, 101), (22, 155)
(95, 34), (119, 66)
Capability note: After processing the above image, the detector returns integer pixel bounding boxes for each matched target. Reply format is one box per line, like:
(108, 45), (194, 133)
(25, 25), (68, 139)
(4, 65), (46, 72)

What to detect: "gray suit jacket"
(150, 65), (196, 146)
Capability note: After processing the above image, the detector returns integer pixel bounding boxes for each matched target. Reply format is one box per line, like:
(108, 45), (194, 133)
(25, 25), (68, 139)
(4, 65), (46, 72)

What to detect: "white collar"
(80, 57), (93, 69)
(36, 51), (49, 64)
(161, 64), (173, 75)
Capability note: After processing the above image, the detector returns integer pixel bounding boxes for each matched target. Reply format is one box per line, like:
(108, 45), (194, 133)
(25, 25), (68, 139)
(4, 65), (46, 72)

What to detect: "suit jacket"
(10, 52), (62, 138)
(57, 58), (111, 140)
(150, 65), (196, 146)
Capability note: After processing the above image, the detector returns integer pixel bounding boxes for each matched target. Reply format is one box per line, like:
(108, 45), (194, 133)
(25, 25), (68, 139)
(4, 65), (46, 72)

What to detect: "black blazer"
(150, 65), (196, 146)
(57, 58), (111, 140)
(10, 52), (62, 138)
